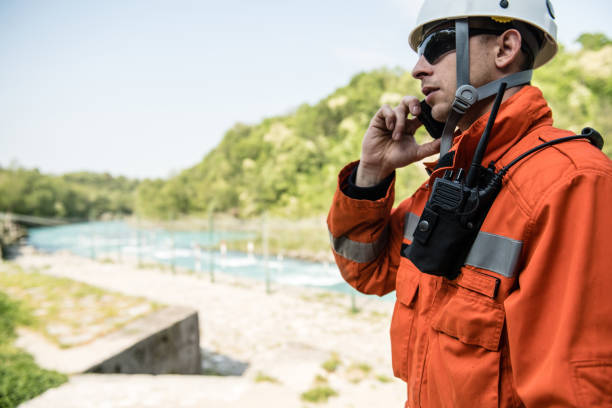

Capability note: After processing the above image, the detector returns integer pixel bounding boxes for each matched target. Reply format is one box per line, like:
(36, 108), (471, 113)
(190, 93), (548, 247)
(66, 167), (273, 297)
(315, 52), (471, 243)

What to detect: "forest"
(0, 168), (137, 219)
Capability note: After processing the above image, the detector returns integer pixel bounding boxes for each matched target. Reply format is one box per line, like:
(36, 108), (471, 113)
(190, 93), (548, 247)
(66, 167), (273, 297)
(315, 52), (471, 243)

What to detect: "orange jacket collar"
(425, 85), (554, 172)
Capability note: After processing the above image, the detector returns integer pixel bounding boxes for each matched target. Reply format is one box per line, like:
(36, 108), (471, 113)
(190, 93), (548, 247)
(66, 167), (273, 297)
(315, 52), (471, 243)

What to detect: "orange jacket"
(328, 86), (612, 407)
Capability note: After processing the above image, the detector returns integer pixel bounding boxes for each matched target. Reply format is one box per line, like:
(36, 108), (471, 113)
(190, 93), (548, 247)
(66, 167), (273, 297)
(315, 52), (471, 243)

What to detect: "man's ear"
(495, 29), (523, 70)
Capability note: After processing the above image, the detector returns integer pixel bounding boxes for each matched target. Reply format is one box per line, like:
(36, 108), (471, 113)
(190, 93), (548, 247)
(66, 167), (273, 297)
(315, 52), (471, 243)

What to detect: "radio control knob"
(418, 220), (430, 232)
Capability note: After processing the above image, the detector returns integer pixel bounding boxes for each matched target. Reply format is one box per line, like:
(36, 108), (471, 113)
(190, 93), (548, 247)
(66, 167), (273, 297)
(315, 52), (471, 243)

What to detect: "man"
(327, 0), (612, 407)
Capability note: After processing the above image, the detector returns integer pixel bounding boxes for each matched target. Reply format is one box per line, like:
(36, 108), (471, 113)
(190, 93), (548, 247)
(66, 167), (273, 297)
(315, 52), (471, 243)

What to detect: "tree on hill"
(577, 33), (612, 51)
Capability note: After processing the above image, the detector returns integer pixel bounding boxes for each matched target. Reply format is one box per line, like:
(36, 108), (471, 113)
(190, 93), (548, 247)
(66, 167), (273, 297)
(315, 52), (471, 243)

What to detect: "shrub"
(0, 346), (68, 408)
(0, 291), (67, 408)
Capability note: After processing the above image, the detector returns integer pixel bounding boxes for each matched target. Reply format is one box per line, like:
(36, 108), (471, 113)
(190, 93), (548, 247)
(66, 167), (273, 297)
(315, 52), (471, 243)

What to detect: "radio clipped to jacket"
(408, 83), (604, 280)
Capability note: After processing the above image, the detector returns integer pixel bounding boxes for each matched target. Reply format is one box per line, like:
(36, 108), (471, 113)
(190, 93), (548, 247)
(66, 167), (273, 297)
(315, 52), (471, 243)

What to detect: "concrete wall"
(86, 306), (201, 375)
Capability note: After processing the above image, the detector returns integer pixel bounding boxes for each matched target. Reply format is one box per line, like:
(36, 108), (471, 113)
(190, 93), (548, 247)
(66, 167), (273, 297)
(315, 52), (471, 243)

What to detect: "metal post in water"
(137, 217), (142, 268)
(208, 206), (215, 283)
(193, 242), (202, 275)
(170, 234), (176, 274)
(104, 220), (110, 261)
(263, 213), (270, 294)
(90, 223), (96, 260)
(117, 223), (122, 263)
(167, 211), (176, 274)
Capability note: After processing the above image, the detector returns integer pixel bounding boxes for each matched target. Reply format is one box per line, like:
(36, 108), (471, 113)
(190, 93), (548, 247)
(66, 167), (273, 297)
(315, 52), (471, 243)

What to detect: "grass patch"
(312, 292), (336, 301)
(137, 262), (169, 271)
(254, 371), (280, 384)
(313, 374), (328, 384)
(349, 362), (372, 374)
(0, 262), (162, 348)
(0, 291), (67, 408)
(376, 374), (393, 383)
(346, 362), (372, 384)
(300, 385), (338, 403)
(0, 291), (32, 342)
(321, 352), (342, 373)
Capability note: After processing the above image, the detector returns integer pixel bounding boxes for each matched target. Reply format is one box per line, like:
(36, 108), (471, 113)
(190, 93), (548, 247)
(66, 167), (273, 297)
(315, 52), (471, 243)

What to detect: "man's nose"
(412, 55), (433, 79)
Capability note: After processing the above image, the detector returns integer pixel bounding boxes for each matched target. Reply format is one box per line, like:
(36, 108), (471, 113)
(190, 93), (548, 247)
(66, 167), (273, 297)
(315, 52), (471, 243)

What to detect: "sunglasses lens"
(418, 29), (456, 64)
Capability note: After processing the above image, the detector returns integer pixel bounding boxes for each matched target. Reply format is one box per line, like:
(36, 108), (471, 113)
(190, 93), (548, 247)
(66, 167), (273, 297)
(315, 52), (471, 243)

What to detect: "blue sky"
(1, 0), (611, 179)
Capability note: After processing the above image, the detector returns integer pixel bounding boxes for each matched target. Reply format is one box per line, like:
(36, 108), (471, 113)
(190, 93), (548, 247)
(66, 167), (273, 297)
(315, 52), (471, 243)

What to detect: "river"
(26, 220), (394, 301)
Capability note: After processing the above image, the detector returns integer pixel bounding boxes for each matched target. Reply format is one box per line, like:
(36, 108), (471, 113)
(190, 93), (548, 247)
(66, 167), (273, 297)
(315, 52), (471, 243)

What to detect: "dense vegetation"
(0, 291), (67, 408)
(0, 168), (138, 219)
(135, 35), (612, 219)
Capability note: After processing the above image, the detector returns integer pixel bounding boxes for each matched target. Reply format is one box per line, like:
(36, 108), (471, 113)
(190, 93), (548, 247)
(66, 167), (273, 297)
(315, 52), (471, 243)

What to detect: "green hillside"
(136, 36), (612, 219)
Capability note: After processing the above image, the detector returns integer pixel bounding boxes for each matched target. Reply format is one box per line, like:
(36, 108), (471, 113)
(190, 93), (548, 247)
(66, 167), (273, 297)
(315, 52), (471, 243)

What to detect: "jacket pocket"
(426, 277), (505, 408)
(390, 263), (419, 380)
(432, 280), (505, 351)
(570, 360), (612, 407)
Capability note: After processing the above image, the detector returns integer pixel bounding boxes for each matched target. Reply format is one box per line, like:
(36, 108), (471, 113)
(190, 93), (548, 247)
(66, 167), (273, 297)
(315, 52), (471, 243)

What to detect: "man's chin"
(431, 105), (449, 123)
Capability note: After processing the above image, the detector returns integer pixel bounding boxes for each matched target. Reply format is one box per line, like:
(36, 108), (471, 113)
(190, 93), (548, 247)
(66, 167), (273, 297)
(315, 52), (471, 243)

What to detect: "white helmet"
(409, 0), (559, 156)
(409, 0), (558, 68)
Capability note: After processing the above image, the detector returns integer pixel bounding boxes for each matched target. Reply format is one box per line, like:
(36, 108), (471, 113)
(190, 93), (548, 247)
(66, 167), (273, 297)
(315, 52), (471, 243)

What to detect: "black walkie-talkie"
(407, 83), (508, 279)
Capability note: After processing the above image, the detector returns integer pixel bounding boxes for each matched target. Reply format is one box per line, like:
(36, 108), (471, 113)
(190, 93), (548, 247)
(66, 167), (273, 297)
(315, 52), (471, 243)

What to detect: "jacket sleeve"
(327, 161), (409, 296)
(504, 169), (612, 407)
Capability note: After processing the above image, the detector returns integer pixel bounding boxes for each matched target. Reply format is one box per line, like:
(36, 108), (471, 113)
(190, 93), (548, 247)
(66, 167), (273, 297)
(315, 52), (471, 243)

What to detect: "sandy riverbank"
(11, 246), (406, 407)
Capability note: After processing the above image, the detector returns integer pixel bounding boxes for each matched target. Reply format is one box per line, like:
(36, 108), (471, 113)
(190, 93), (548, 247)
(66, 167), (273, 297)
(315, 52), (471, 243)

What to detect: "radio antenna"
(465, 81), (507, 188)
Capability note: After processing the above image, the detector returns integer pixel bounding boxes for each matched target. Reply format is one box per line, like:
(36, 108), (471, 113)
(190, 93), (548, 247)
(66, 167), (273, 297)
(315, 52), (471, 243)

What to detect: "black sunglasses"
(417, 27), (503, 65)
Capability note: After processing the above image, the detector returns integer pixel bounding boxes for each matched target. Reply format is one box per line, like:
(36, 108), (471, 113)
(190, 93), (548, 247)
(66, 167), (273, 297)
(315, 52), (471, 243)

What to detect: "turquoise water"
(27, 221), (394, 301)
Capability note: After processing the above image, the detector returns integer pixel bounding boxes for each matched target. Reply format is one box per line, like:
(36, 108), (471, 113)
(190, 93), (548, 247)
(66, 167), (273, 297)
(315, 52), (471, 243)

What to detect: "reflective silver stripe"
(465, 232), (522, 278)
(329, 226), (389, 264)
(336, 211), (521, 275)
(403, 212), (420, 241)
(404, 210), (521, 277)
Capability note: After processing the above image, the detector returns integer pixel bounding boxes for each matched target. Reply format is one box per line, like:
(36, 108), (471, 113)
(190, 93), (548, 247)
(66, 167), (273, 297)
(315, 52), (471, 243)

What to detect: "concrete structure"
(17, 306), (201, 375)
(86, 306), (201, 375)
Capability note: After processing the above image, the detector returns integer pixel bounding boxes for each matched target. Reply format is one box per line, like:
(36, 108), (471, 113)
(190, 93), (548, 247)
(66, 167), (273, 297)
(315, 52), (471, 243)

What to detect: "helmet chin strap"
(438, 19), (533, 157)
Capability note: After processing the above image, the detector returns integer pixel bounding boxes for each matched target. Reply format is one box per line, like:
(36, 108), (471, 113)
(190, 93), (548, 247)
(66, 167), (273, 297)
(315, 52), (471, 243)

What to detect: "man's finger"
(394, 96), (422, 141)
(415, 139), (442, 161)
(392, 103), (409, 141)
(372, 104), (396, 131)
(383, 105), (396, 130)
(402, 95), (421, 118)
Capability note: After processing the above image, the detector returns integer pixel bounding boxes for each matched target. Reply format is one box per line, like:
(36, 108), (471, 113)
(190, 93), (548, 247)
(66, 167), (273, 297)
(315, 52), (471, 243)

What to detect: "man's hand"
(356, 96), (441, 187)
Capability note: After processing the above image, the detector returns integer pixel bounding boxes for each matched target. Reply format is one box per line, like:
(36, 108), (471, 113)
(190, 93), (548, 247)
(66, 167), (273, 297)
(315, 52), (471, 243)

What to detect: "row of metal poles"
(85, 216), (360, 311)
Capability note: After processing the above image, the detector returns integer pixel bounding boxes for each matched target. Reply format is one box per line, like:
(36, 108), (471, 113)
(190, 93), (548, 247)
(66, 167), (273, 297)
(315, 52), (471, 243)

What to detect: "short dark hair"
(470, 17), (542, 70)
(476, 30), (533, 70)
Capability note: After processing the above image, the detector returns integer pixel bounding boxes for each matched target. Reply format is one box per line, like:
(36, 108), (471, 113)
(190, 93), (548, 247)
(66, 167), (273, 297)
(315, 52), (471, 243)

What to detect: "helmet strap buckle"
(452, 85), (478, 114)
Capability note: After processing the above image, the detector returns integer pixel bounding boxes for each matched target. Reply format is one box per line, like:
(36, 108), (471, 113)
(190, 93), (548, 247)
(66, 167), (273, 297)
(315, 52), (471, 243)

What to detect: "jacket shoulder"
(500, 125), (612, 212)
